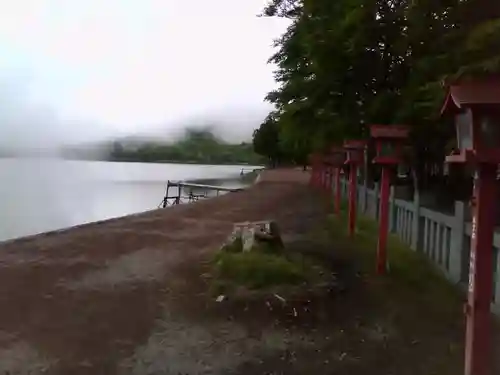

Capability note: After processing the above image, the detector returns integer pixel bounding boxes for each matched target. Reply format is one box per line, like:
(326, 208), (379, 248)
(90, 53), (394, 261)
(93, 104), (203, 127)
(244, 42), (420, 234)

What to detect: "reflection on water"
(0, 158), (258, 242)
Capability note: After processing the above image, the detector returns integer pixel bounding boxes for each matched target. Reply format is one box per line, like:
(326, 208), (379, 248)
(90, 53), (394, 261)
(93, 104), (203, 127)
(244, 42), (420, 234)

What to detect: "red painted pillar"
(348, 164), (358, 237)
(322, 166), (327, 191)
(311, 163), (318, 187)
(316, 163), (321, 188)
(323, 167), (328, 195)
(316, 164), (323, 189)
(334, 168), (341, 215)
(376, 167), (391, 274)
(323, 166), (330, 191)
(327, 167), (333, 193)
(465, 164), (496, 375)
(323, 167), (328, 191)
(328, 167), (334, 207)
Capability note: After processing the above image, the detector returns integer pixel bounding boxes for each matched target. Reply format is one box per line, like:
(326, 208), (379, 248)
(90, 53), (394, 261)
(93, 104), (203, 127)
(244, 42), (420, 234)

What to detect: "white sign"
(471, 217), (477, 240)
(468, 248), (476, 293)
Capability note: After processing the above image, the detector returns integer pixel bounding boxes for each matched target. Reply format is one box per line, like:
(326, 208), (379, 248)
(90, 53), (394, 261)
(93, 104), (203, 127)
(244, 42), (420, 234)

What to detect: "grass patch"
(211, 249), (324, 293)
(318, 204), (466, 375)
(325, 209), (463, 316)
(219, 236), (243, 253)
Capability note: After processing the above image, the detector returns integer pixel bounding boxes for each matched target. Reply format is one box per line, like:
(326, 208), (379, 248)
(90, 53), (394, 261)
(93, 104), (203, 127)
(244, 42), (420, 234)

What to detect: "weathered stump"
(220, 220), (284, 253)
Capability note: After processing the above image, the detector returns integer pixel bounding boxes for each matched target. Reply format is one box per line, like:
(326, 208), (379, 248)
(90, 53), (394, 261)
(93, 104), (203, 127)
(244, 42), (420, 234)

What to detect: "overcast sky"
(0, 0), (290, 149)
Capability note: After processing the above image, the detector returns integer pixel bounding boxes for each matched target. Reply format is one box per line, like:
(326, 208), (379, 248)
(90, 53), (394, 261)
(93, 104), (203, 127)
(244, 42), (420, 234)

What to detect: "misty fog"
(0, 0), (290, 154)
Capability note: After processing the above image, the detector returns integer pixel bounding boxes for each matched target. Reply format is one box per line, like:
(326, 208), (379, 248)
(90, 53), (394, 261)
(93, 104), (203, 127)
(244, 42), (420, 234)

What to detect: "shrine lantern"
(443, 79), (500, 164)
(370, 125), (410, 165)
(369, 124), (410, 275)
(343, 139), (367, 236)
(441, 77), (500, 375)
(344, 140), (366, 166)
(326, 146), (346, 214)
(308, 152), (324, 188)
(328, 146), (347, 167)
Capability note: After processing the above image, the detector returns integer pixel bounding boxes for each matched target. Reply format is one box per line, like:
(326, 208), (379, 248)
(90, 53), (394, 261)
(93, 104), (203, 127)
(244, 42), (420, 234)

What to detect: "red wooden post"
(312, 157), (318, 187)
(440, 77), (500, 375)
(325, 146), (346, 212)
(324, 165), (330, 192)
(347, 164), (358, 237)
(465, 165), (496, 375)
(334, 167), (341, 214)
(309, 154), (320, 187)
(321, 167), (328, 191)
(317, 157), (324, 189)
(316, 162), (321, 187)
(319, 162), (324, 189)
(376, 167), (391, 274)
(370, 124), (410, 274)
(327, 166), (334, 194)
(324, 166), (331, 205)
(344, 140), (366, 237)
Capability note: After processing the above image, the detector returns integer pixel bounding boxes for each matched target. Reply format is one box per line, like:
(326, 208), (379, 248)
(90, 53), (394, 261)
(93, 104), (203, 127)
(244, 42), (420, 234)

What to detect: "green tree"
(261, 0), (500, 192)
(108, 127), (262, 165)
(252, 112), (284, 167)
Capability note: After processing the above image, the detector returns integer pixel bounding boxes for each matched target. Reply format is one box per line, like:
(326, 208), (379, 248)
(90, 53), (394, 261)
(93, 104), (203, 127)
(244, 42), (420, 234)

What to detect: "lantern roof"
(343, 139), (366, 149)
(330, 146), (345, 153)
(441, 78), (500, 115)
(370, 124), (410, 139)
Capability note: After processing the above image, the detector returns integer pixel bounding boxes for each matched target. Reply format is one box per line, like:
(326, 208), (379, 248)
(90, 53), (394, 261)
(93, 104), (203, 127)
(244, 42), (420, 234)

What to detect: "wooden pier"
(161, 180), (243, 208)
(240, 167), (264, 176)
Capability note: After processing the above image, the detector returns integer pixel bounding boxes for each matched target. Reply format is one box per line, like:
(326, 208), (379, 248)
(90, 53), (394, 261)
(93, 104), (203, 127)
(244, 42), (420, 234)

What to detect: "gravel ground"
(0, 168), (497, 375)
(0, 169), (327, 375)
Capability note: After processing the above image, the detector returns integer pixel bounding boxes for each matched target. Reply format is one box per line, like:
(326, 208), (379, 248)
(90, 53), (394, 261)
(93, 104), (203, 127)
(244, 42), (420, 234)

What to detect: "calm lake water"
(0, 158), (255, 242)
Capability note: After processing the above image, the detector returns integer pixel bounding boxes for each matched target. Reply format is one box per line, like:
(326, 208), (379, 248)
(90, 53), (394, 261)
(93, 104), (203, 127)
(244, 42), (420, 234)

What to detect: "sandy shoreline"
(0, 169), (314, 374)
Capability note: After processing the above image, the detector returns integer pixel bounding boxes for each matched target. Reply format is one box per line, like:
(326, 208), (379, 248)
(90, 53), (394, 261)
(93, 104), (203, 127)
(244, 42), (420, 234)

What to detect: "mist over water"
(0, 158), (252, 242)
(0, 1), (290, 154)
(0, 2), (287, 242)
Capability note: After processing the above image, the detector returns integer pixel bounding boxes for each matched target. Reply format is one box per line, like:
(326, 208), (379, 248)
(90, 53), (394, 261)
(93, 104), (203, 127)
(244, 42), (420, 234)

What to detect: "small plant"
(212, 251), (316, 290)
(220, 236), (243, 253)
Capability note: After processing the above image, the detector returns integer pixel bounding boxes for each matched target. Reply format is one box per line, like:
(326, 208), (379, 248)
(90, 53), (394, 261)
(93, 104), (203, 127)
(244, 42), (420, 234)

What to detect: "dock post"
(176, 184), (181, 205)
(162, 181), (170, 208)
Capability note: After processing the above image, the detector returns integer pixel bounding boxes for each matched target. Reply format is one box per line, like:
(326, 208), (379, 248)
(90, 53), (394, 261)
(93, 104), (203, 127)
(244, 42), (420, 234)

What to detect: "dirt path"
(0, 168), (496, 374)
(0, 169), (327, 374)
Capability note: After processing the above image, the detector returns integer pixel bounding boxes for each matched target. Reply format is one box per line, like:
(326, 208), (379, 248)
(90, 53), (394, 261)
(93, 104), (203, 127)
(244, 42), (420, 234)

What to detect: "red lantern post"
(320, 157), (329, 191)
(369, 124), (410, 275)
(441, 78), (500, 375)
(344, 140), (366, 237)
(326, 147), (347, 215)
(321, 159), (330, 193)
(308, 153), (321, 187)
(326, 161), (334, 193)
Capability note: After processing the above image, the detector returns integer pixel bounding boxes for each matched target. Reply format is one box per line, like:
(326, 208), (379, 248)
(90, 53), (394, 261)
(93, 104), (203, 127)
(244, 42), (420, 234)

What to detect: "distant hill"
(60, 127), (264, 165)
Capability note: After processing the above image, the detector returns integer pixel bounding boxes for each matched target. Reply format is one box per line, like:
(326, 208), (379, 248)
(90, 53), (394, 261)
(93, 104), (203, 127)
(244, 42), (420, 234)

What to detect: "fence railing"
(338, 179), (500, 313)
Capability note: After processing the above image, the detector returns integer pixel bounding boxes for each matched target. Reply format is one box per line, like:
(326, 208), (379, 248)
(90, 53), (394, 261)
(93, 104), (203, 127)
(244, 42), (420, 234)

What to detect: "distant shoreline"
(0, 155), (262, 167)
(106, 158), (256, 166)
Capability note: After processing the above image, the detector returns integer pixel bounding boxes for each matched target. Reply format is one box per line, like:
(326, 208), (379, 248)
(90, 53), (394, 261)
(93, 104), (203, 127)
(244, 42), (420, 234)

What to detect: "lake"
(0, 158), (255, 242)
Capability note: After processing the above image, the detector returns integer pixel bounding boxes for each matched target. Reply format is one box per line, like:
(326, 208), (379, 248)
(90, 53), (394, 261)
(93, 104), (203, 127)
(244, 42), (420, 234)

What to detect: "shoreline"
(0, 168), (267, 247)
(0, 169), (311, 374)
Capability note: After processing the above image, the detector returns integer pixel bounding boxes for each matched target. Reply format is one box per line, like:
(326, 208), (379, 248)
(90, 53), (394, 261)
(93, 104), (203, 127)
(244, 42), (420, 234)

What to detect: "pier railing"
(161, 180), (243, 207)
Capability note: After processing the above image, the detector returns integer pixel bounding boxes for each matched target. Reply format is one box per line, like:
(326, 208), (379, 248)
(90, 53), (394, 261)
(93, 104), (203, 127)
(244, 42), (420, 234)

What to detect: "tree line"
(252, 0), (500, 192)
(110, 128), (263, 165)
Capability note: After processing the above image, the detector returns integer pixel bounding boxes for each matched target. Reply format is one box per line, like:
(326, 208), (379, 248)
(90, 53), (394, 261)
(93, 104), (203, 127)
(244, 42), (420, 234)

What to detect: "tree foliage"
(109, 128), (263, 165)
(252, 112), (283, 166)
(252, 0), (500, 187)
